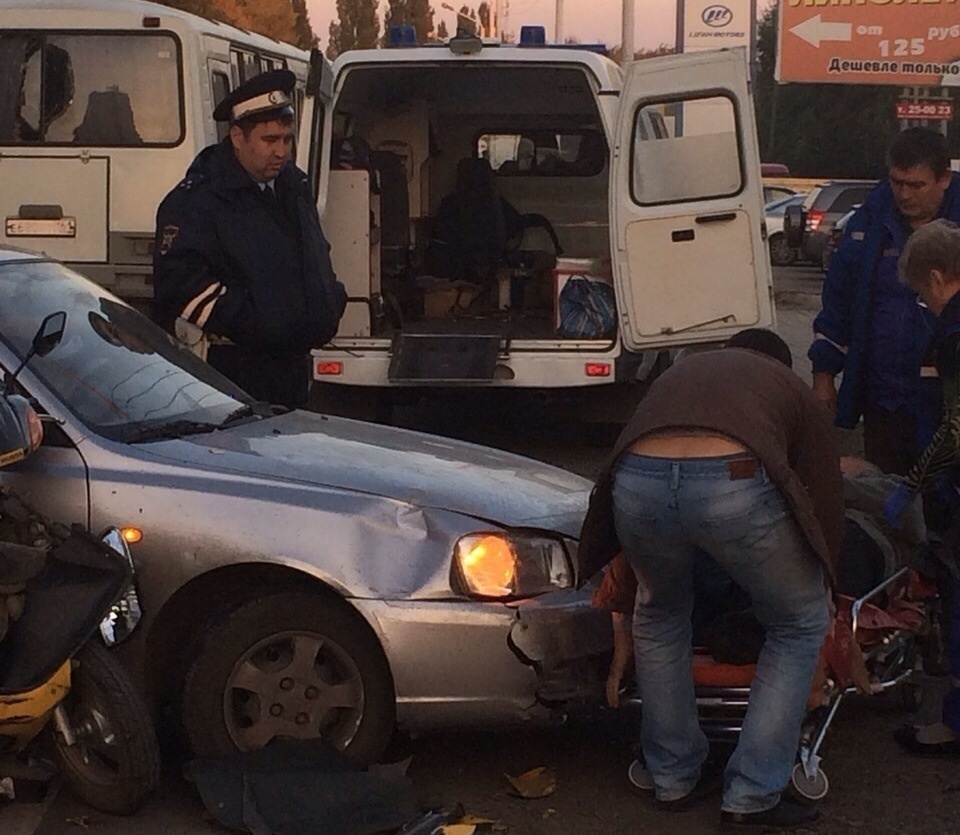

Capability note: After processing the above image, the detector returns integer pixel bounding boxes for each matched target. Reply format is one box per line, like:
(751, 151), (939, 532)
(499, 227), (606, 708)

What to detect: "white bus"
(0, 0), (309, 313)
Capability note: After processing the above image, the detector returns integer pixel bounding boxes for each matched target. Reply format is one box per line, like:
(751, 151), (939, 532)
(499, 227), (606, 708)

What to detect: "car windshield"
(0, 259), (251, 442)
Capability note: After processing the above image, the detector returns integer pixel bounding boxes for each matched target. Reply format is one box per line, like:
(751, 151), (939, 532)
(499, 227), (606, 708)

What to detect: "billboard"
(777, 0), (960, 86)
(677, 0), (755, 55)
(676, 1), (756, 136)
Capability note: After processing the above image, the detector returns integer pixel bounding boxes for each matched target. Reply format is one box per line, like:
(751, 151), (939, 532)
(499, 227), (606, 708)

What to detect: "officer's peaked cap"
(213, 69), (296, 124)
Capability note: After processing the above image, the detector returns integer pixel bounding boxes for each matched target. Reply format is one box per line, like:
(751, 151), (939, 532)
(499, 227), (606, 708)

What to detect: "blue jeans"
(612, 454), (830, 814)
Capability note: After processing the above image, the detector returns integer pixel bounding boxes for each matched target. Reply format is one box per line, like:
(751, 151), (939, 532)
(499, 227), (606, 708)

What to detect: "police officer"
(152, 70), (346, 409)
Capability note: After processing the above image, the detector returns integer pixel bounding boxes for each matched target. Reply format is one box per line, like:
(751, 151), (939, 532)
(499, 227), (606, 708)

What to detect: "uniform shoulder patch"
(176, 170), (208, 191)
(851, 231), (865, 241)
(159, 225), (180, 256)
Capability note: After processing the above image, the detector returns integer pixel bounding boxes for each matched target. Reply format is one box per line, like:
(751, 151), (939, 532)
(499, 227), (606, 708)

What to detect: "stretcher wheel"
(790, 762), (829, 801)
(627, 758), (655, 792)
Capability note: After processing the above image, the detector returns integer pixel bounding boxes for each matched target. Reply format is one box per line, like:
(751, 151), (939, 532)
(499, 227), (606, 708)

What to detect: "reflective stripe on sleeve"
(194, 286), (227, 328)
(812, 332), (848, 355)
(181, 283), (222, 324)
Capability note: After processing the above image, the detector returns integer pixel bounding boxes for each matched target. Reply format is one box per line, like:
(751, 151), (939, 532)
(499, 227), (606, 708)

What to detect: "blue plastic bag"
(557, 276), (616, 339)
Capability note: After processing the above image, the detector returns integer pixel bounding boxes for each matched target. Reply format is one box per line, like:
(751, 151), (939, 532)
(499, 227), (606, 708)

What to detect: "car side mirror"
(4, 311), (67, 390)
(783, 204), (806, 249)
(33, 311), (67, 358)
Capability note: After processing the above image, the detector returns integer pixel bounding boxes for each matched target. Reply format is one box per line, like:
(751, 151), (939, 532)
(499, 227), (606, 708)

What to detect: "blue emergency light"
(519, 25), (546, 46)
(388, 24), (417, 47)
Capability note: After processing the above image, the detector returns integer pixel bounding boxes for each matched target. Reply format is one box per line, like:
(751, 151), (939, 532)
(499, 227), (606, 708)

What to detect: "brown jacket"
(578, 348), (844, 586)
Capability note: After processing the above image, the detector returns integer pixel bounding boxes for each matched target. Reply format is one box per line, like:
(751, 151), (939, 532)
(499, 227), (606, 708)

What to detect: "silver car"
(0, 248), (610, 763)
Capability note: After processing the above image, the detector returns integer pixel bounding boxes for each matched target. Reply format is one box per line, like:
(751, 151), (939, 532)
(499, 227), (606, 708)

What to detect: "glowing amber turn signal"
(458, 535), (517, 597)
(120, 527), (143, 544)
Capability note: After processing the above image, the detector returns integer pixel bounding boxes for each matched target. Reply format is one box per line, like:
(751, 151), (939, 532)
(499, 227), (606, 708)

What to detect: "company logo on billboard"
(702, 5), (733, 28)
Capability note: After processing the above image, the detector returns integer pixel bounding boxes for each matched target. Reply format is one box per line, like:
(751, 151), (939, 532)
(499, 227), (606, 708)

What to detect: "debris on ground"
(504, 766), (557, 799)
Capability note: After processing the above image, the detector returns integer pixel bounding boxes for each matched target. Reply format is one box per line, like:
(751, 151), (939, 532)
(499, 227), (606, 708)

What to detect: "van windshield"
(0, 32), (182, 146)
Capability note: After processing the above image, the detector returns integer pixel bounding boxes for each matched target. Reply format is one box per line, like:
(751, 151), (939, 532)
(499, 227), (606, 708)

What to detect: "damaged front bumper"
(352, 586), (611, 733)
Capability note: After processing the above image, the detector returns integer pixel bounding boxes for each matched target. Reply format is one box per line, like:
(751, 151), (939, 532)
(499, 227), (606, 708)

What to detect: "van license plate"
(5, 217), (77, 237)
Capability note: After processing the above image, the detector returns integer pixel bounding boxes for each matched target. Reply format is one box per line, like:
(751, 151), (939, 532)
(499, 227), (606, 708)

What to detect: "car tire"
(769, 233), (796, 267)
(181, 591), (396, 765)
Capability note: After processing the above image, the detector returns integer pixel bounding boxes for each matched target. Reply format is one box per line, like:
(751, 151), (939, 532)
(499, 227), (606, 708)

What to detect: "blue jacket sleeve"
(809, 206), (870, 376)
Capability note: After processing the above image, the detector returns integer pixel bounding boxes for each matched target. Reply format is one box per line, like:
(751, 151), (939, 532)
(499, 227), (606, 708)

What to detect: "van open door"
(296, 48), (334, 209)
(610, 47), (774, 351)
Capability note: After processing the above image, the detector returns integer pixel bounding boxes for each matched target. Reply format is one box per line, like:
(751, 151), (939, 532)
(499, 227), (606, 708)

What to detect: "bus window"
(0, 32), (182, 146)
(232, 49), (259, 83)
(211, 71), (231, 141)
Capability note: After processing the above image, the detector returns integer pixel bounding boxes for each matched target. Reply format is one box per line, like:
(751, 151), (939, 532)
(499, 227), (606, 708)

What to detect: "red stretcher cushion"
(691, 653), (756, 687)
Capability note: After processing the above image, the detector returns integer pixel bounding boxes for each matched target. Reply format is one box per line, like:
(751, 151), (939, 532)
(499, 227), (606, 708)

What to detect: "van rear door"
(296, 48), (334, 209)
(1, 156), (108, 262)
(610, 47), (773, 350)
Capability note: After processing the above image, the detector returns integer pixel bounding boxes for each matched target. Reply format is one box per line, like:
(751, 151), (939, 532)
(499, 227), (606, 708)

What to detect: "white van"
(301, 32), (775, 412)
(0, 0), (309, 313)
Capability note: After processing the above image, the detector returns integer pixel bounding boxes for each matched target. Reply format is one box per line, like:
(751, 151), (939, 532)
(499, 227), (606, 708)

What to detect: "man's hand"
(812, 371), (838, 415)
(606, 612), (634, 708)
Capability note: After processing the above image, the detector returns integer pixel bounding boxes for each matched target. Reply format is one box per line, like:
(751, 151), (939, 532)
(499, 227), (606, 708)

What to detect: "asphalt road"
(5, 265), (957, 835)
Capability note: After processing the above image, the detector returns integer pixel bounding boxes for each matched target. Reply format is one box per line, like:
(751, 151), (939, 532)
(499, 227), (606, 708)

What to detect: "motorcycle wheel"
(51, 642), (160, 815)
(181, 591), (396, 765)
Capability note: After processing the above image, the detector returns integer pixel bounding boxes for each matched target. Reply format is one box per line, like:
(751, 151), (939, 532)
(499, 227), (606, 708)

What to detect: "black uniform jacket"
(152, 140), (347, 357)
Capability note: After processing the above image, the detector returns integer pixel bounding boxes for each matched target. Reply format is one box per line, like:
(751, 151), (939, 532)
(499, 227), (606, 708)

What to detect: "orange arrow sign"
(777, 0), (960, 86)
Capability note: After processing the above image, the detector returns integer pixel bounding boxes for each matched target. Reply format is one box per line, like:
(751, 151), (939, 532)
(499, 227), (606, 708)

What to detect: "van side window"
(0, 32), (182, 146)
(211, 71), (231, 142)
(631, 95), (742, 205)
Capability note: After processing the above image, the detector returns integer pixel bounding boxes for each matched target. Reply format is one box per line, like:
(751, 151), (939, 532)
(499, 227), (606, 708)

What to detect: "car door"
(610, 48), (774, 350)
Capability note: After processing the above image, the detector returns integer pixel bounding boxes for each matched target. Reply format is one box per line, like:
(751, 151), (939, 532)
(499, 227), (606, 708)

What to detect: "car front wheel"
(769, 233), (797, 267)
(181, 591), (396, 765)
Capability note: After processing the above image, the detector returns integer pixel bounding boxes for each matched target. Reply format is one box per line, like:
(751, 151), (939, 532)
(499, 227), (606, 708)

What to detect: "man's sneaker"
(721, 798), (821, 829)
(655, 765), (723, 812)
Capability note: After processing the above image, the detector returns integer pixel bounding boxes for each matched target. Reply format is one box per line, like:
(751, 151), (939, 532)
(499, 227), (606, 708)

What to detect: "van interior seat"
(368, 149), (411, 277)
(424, 157), (563, 285)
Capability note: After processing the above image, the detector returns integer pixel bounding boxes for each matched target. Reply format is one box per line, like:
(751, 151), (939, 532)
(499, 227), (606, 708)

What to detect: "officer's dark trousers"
(208, 346), (309, 410)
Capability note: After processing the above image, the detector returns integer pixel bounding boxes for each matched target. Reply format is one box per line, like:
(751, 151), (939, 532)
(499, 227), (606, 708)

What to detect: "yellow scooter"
(0, 313), (159, 814)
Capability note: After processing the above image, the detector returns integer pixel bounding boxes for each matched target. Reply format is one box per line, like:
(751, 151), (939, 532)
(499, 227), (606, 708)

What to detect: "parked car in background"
(0, 247), (610, 766)
(761, 162), (791, 177)
(763, 183), (797, 204)
(796, 181), (877, 265)
(821, 206), (859, 273)
(765, 192), (807, 266)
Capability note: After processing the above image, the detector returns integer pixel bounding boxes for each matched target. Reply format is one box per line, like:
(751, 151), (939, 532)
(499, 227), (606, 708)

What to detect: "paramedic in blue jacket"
(810, 128), (960, 474)
(153, 70), (347, 409)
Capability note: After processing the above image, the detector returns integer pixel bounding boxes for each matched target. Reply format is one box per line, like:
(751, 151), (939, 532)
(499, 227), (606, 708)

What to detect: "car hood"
(139, 411), (592, 537)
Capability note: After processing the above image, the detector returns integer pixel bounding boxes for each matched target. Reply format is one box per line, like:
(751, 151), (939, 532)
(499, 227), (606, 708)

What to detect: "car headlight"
(452, 532), (573, 599)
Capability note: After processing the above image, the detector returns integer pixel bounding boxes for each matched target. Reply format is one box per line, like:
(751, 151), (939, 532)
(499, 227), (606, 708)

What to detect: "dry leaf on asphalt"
(504, 766), (557, 799)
